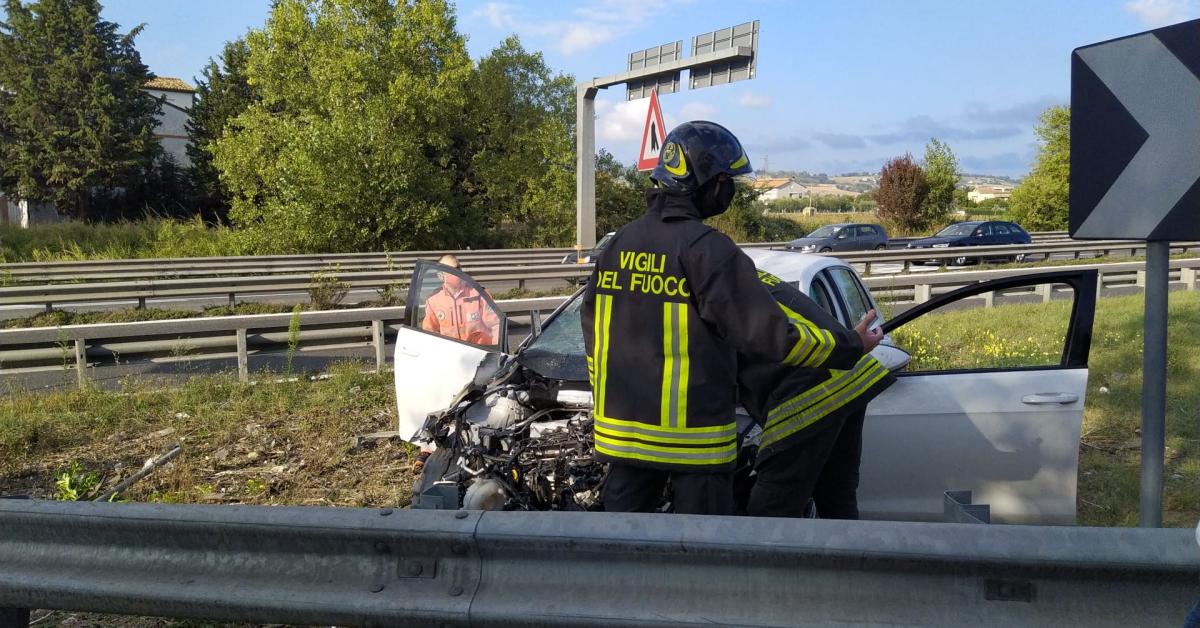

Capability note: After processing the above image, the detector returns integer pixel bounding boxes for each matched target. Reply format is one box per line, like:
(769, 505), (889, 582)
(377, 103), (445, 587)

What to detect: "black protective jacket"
(581, 190), (841, 472)
(737, 271), (897, 462)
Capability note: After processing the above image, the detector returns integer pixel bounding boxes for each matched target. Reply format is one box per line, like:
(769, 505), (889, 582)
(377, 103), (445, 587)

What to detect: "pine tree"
(0, 0), (161, 219)
(186, 38), (257, 221)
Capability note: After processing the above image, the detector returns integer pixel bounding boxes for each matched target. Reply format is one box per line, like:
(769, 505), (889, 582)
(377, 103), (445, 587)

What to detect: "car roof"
(741, 248), (853, 286)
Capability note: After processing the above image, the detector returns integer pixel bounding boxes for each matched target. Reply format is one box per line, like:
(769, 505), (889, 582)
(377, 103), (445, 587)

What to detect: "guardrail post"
(1136, 270), (1147, 288)
(137, 296), (146, 310)
(914, 284), (932, 303)
(228, 292), (236, 307)
(74, 339), (86, 389)
(1182, 267), (1197, 290)
(1097, 272), (1105, 302)
(863, 261), (872, 276)
(982, 291), (995, 308)
(1036, 283), (1052, 303)
(44, 303), (51, 314)
(530, 310), (543, 336)
(236, 328), (248, 382)
(902, 260), (910, 273)
(517, 279), (526, 291)
(372, 320), (385, 372)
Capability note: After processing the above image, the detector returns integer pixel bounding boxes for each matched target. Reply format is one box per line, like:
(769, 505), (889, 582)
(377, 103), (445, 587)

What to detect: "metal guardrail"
(0, 231), (1072, 284)
(835, 239), (1199, 274)
(863, 258), (1200, 303)
(0, 500), (1195, 627)
(0, 264), (589, 311)
(0, 297), (568, 387)
(2, 240), (1194, 312)
(2, 259), (1198, 383)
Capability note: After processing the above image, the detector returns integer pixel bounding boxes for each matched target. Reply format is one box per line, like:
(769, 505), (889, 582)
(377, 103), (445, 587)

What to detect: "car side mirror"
(871, 342), (912, 371)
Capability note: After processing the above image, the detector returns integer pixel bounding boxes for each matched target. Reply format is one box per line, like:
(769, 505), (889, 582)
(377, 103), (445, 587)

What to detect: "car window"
(826, 267), (871, 324)
(411, 263), (505, 352)
(1008, 223), (1027, 235)
(975, 224), (992, 236)
(857, 226), (876, 237)
(992, 223), (1011, 235)
(595, 232), (615, 249)
(889, 279), (1078, 373)
(808, 226), (838, 238)
(936, 223), (977, 237)
(809, 278), (839, 320)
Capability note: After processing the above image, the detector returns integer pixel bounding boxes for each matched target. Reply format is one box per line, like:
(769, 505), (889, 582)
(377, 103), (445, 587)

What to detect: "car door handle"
(1021, 393), (1079, 405)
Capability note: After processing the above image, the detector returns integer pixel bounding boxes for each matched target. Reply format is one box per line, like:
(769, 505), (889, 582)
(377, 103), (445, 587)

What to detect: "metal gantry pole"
(1139, 240), (1169, 528)
(575, 85), (599, 251)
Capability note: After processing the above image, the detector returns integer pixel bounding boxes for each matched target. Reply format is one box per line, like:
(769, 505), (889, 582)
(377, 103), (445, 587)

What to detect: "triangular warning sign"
(637, 89), (667, 171)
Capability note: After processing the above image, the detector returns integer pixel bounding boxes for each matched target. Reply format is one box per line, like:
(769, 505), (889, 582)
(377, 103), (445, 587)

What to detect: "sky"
(47, 0), (1200, 177)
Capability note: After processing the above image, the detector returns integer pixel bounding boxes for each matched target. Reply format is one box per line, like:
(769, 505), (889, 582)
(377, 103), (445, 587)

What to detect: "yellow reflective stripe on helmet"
(730, 152), (748, 170)
(592, 294), (613, 418)
(664, 147), (688, 176)
(761, 361), (889, 450)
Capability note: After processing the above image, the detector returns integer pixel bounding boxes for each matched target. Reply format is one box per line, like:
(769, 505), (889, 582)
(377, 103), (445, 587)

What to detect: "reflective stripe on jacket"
(736, 272), (896, 462)
(581, 190), (820, 472)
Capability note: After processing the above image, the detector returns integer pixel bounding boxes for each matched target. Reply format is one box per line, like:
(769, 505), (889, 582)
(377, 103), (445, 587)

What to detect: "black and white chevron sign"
(1070, 19), (1200, 241)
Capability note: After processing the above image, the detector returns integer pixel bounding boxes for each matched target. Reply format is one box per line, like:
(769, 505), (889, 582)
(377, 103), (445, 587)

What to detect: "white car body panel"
(393, 326), (495, 441)
(860, 368), (1087, 524)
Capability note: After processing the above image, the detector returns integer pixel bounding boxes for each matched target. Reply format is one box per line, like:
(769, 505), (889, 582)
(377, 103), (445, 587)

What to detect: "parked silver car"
(786, 223), (888, 253)
(394, 252), (1097, 524)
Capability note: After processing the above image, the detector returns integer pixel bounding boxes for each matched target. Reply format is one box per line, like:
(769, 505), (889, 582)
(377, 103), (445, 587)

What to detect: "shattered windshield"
(518, 292), (588, 382)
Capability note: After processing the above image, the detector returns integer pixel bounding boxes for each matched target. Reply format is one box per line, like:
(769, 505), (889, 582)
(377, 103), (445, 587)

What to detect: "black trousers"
(602, 463), (735, 515)
(812, 408), (865, 520)
(747, 407), (865, 519)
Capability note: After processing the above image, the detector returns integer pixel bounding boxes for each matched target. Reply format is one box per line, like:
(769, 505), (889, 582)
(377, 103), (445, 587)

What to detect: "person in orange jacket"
(414, 254), (501, 473)
(420, 254), (501, 347)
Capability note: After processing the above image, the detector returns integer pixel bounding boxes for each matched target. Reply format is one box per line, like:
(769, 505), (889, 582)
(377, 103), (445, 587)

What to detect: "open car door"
(862, 269), (1097, 524)
(394, 261), (509, 441)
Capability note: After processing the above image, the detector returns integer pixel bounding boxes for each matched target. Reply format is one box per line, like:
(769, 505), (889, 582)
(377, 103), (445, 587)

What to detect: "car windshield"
(595, 233), (614, 250)
(518, 292), (588, 382)
(936, 223), (978, 237)
(807, 226), (839, 238)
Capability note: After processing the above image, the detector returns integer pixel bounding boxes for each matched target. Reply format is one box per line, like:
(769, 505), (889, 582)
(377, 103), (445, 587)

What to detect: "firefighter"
(737, 270), (896, 518)
(581, 120), (847, 515)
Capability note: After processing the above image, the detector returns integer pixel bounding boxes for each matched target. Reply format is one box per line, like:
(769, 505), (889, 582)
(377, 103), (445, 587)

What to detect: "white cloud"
(1124, 0), (1200, 27)
(473, 2), (517, 29)
(559, 24), (616, 55)
(471, 0), (687, 56)
(679, 101), (716, 120)
(738, 92), (773, 108)
(596, 99), (651, 144)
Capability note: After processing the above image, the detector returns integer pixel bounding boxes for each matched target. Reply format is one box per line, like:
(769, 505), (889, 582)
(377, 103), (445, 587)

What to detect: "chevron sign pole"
(1070, 19), (1200, 527)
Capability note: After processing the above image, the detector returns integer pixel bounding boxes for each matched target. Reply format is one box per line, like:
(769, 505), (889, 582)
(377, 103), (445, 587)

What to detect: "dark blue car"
(905, 220), (1032, 265)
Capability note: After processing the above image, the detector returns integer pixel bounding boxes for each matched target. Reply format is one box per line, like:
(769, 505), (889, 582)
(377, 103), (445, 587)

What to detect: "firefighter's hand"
(854, 309), (884, 353)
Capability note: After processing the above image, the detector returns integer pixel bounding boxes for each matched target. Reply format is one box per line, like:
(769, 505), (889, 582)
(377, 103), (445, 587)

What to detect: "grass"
(0, 303), (296, 329)
(0, 218), (246, 263)
(892, 290), (1200, 527)
(0, 361), (415, 507)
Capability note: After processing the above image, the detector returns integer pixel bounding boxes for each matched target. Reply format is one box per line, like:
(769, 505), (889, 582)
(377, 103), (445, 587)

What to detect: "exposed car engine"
(414, 360), (606, 511)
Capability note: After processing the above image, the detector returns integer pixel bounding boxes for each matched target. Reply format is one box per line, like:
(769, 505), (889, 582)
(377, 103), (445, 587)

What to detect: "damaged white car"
(394, 250), (1097, 524)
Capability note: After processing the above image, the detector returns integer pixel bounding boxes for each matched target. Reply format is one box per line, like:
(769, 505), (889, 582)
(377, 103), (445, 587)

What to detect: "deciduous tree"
(875, 154), (929, 234)
(922, 137), (959, 223)
(1009, 105), (1069, 230)
(212, 0), (474, 253)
